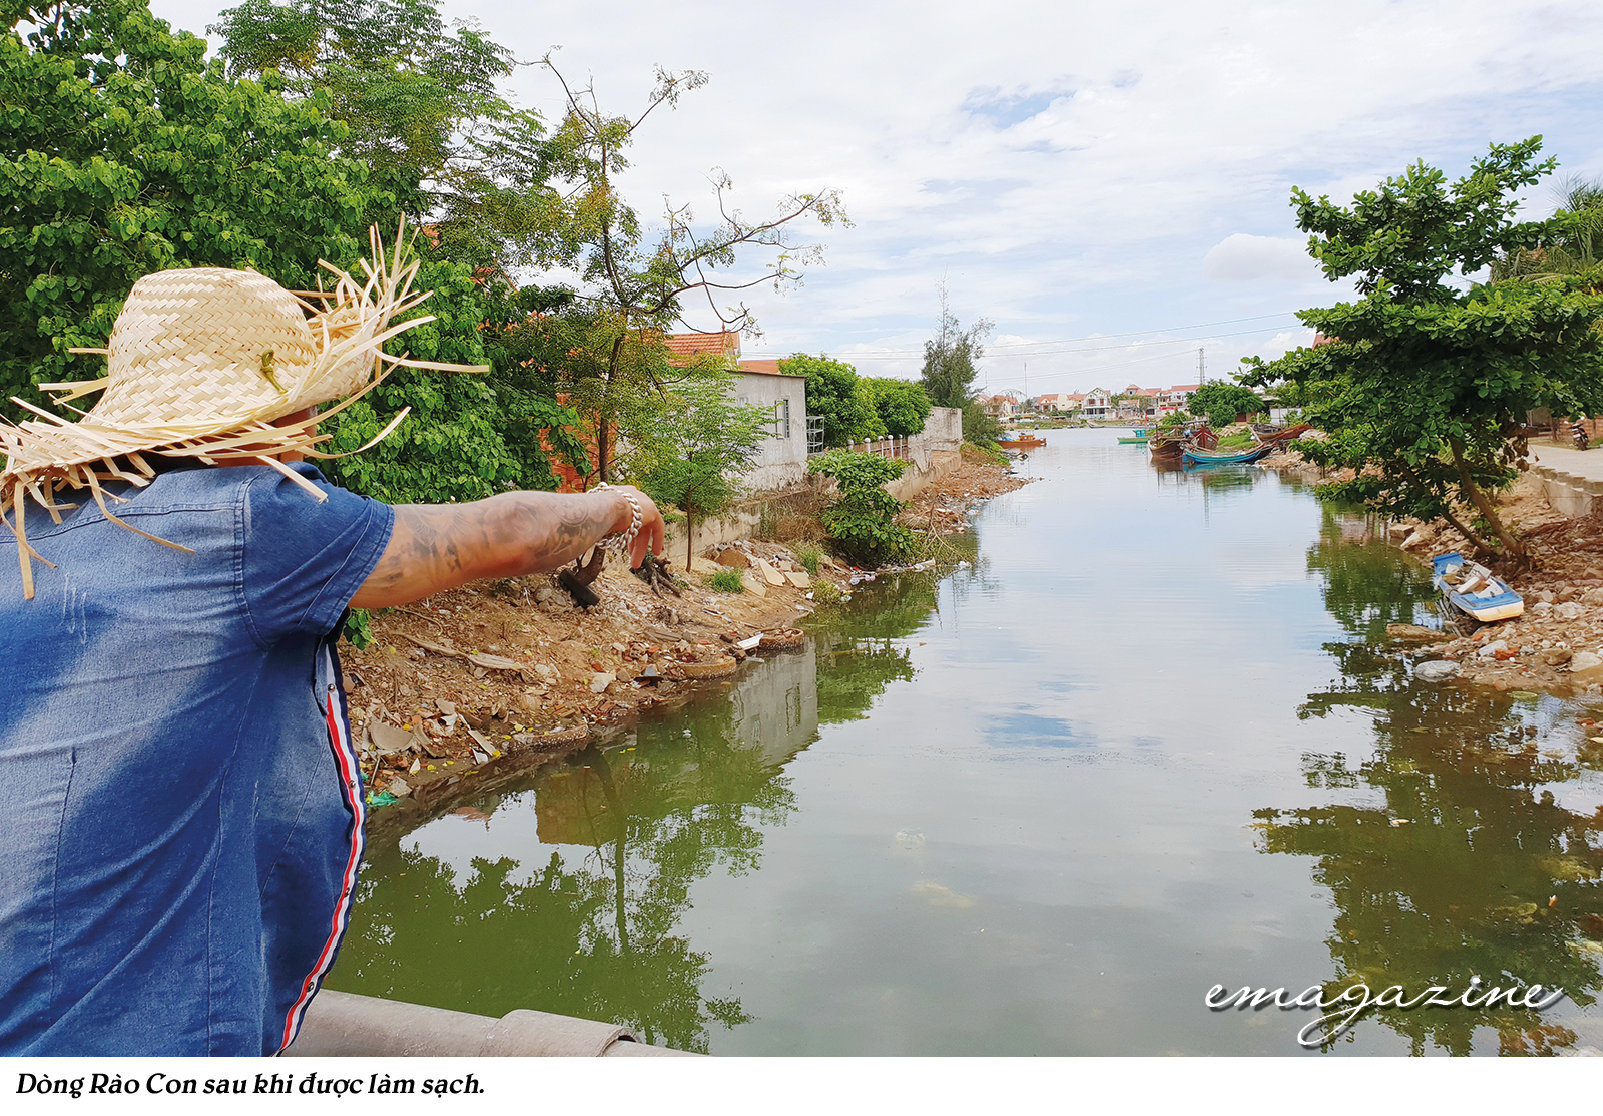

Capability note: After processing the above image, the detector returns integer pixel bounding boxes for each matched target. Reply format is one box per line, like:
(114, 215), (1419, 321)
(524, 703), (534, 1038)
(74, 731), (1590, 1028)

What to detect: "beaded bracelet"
(593, 482), (643, 554)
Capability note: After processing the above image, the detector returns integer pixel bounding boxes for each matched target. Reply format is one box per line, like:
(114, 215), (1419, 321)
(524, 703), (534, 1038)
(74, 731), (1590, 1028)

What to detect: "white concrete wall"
(733, 371), (808, 493)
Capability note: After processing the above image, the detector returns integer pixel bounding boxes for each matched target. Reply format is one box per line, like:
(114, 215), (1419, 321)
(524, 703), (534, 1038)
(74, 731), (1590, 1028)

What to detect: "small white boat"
(1432, 552), (1524, 623)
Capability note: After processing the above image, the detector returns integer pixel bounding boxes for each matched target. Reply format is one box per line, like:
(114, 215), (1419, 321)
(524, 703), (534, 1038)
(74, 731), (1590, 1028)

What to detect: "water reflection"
(332, 576), (944, 1049)
(1258, 529), (1603, 1054)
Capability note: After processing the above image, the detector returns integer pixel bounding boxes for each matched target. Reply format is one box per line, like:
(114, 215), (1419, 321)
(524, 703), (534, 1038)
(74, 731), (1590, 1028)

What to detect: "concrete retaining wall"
(1535, 464), (1602, 518)
(283, 990), (696, 1057)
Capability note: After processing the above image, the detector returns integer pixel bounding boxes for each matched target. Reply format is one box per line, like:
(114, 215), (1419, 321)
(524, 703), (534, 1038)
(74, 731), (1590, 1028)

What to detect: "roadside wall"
(1534, 463), (1602, 518)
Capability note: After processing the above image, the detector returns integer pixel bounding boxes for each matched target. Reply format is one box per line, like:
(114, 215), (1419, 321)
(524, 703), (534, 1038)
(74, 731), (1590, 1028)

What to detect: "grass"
(793, 542), (822, 575)
(709, 567), (745, 593)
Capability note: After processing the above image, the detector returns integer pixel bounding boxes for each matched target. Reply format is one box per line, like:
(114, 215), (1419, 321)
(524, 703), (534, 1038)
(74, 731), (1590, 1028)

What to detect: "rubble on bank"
(346, 449), (1027, 810)
(1329, 469), (1603, 697)
(343, 538), (832, 808)
(897, 444), (1032, 534)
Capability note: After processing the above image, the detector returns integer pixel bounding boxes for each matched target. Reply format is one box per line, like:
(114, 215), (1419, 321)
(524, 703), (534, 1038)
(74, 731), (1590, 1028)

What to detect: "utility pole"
(1197, 347), (1206, 384)
(1023, 362), (1028, 407)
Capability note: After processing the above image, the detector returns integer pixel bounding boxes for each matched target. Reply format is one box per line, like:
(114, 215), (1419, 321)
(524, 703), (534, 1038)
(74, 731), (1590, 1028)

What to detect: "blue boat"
(1180, 441), (1274, 465)
(1432, 552), (1524, 623)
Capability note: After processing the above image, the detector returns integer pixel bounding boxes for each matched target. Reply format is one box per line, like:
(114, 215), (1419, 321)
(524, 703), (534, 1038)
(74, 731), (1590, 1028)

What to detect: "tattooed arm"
(349, 487), (665, 609)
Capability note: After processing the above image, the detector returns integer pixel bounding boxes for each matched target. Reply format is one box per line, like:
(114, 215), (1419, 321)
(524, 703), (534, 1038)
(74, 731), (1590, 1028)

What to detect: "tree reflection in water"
(1256, 521), (1603, 1054)
(332, 571), (946, 1050)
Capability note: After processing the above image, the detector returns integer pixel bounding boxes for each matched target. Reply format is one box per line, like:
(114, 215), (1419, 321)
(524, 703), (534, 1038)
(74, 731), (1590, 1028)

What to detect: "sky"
(148, 0), (1603, 396)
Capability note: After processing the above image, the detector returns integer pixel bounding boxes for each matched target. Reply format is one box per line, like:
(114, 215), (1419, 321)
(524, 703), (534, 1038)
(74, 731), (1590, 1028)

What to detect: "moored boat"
(996, 434), (1046, 450)
(1432, 552), (1524, 623)
(1180, 441), (1274, 465)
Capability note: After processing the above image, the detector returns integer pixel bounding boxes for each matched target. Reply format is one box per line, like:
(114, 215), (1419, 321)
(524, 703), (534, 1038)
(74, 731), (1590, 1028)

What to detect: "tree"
(919, 284), (993, 408)
(1240, 138), (1603, 558)
(535, 59), (847, 481)
(0, 0), (379, 422)
(632, 370), (771, 567)
(212, 0), (593, 499)
(1186, 382), (1264, 428)
(209, 0), (553, 271)
(781, 354), (874, 448)
(861, 377), (932, 436)
(962, 401), (1003, 445)
(319, 256), (588, 503)
(1493, 175), (1603, 281)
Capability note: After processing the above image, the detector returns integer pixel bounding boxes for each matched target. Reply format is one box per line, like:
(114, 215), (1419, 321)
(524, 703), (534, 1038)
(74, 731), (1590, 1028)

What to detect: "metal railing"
(805, 414), (825, 455)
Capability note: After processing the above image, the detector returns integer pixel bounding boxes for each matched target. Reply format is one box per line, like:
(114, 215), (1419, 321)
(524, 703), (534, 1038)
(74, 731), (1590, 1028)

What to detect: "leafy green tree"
(536, 59), (846, 481)
(1186, 382), (1264, 428)
(0, 0), (379, 422)
(632, 370), (772, 566)
(320, 258), (588, 503)
(919, 284), (993, 408)
(1241, 138), (1603, 557)
(782, 354), (876, 447)
(806, 449), (913, 566)
(1492, 176), (1603, 281)
(210, 0), (553, 270)
(861, 377), (932, 436)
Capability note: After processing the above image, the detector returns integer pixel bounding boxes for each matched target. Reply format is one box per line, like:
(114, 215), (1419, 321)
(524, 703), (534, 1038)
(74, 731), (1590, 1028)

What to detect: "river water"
(329, 428), (1603, 1056)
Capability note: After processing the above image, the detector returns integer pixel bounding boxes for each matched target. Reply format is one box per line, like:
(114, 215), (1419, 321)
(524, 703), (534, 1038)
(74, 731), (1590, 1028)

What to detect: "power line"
(817, 323), (1305, 365)
(743, 311), (1302, 360)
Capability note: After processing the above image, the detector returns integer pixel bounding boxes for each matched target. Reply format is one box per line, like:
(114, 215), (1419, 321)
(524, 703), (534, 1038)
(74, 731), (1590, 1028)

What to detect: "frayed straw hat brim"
(0, 222), (486, 599)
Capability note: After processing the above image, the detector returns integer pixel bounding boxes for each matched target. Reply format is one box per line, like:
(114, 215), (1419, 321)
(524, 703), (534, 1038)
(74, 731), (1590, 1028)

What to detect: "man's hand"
(350, 486), (665, 609)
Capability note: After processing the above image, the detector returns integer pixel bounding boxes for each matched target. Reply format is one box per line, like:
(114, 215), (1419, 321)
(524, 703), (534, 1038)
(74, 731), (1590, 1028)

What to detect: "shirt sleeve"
(239, 464), (396, 646)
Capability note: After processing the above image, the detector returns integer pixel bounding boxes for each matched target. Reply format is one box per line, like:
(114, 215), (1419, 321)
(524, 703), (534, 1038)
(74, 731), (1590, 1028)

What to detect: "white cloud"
(1202, 234), (1317, 283)
(147, 0), (1603, 383)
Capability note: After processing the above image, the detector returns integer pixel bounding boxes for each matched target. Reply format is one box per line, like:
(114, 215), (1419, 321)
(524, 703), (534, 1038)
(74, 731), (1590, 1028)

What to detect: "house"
(1157, 384), (1198, 416)
(1082, 388), (1112, 418)
(663, 333), (810, 491)
(1117, 385), (1160, 419)
(1036, 392), (1084, 413)
(985, 394), (1019, 417)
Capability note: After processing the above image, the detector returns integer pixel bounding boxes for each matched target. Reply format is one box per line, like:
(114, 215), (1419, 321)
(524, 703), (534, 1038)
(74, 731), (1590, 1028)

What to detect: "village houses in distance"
(977, 384), (1200, 420)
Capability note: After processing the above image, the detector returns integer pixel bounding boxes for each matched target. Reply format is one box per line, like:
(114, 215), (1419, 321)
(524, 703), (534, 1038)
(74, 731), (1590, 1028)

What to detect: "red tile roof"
(738, 359), (782, 376)
(663, 331), (740, 362)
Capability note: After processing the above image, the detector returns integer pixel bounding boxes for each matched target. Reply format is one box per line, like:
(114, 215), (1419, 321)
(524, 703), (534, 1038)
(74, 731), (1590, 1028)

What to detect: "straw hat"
(0, 223), (486, 598)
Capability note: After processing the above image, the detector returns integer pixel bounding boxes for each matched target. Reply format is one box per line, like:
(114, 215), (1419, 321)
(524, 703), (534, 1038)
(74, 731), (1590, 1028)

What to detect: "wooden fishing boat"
(1117, 428), (1151, 444)
(1181, 441), (1274, 465)
(996, 434), (1046, 450)
(1149, 422), (1209, 460)
(1432, 552), (1524, 623)
(1250, 422), (1312, 444)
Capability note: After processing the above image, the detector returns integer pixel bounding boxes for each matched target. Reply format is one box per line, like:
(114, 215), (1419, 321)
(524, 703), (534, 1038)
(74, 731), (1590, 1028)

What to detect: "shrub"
(709, 568), (745, 593)
(807, 450), (914, 566)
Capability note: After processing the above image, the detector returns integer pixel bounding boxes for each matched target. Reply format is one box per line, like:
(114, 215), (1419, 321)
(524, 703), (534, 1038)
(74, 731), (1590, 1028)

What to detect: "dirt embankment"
(345, 451), (1029, 809)
(1266, 459), (1603, 696)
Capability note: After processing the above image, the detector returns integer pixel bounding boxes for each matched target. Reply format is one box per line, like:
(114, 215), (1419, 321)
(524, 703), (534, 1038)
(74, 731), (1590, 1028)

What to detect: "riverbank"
(1259, 450), (1603, 697)
(345, 450), (1029, 813)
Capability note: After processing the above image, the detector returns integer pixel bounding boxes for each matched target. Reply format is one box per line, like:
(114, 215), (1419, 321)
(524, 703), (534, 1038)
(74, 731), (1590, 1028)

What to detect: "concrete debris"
(1413, 660), (1462, 682)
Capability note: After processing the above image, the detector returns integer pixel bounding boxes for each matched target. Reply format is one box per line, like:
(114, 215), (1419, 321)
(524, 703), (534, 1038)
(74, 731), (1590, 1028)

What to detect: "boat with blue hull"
(1180, 442), (1275, 465)
(1432, 552), (1524, 623)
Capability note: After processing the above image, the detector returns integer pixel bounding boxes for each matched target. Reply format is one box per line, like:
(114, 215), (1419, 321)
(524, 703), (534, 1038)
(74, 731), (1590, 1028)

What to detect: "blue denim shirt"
(0, 463), (394, 1055)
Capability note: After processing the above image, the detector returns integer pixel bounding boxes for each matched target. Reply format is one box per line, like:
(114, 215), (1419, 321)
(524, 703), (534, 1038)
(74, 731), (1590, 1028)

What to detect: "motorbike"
(1573, 421), (1591, 451)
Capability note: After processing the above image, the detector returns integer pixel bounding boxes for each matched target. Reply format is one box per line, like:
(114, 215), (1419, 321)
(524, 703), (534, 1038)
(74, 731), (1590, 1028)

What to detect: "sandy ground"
(347, 449), (1029, 809)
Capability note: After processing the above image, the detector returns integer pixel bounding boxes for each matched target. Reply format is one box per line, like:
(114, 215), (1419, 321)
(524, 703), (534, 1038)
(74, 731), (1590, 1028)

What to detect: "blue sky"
(151, 0), (1603, 395)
